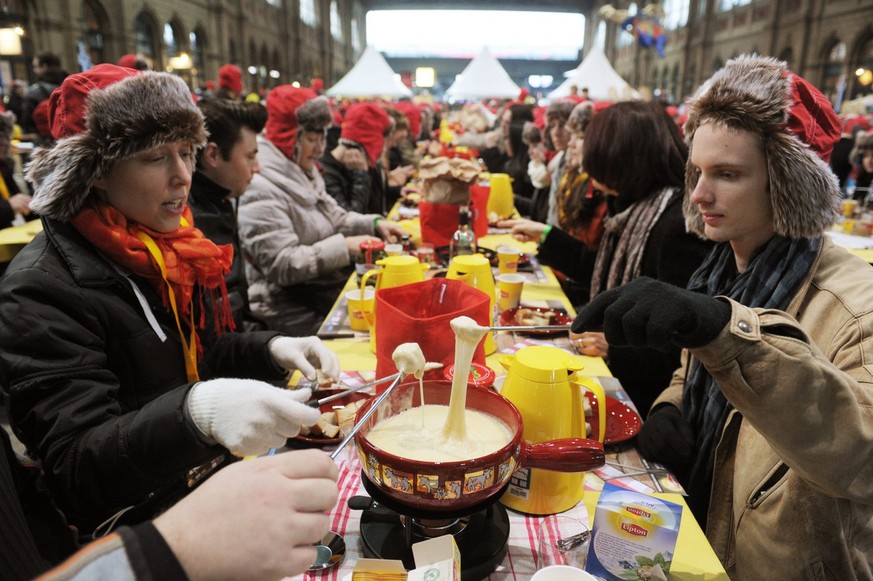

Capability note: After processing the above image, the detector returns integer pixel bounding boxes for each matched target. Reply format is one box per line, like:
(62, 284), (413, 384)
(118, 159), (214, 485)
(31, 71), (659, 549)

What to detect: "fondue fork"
(308, 362), (444, 408)
(486, 324), (571, 332)
(329, 372), (408, 460)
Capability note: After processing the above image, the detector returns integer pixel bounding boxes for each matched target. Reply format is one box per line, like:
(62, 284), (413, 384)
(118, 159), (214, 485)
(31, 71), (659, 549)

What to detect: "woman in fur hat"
(502, 101), (712, 417)
(237, 87), (406, 336)
(574, 55), (873, 579)
(0, 65), (342, 540)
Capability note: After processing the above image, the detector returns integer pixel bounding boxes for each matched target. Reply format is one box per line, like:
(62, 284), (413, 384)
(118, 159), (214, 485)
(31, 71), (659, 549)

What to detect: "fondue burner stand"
(352, 474), (510, 580)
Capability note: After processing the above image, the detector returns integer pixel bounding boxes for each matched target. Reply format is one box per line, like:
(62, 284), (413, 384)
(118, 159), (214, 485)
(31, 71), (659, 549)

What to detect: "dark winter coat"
(0, 217), (283, 535)
(537, 194), (712, 416)
(188, 171), (264, 331)
(320, 151), (373, 214)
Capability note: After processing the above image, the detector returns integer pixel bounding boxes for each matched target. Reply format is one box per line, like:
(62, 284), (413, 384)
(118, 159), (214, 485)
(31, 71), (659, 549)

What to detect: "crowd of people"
(0, 49), (871, 580)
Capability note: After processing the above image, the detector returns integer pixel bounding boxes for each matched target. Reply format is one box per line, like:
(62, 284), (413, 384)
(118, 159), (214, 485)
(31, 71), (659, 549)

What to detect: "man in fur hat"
(0, 64), (341, 540)
(574, 55), (873, 578)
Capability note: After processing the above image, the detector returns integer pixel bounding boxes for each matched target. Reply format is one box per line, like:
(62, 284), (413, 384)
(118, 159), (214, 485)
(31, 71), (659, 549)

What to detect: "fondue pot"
(353, 380), (604, 513)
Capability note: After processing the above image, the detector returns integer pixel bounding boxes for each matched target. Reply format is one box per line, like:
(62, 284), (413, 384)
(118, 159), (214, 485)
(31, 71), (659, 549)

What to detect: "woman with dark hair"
(502, 104), (536, 217)
(500, 100), (711, 416)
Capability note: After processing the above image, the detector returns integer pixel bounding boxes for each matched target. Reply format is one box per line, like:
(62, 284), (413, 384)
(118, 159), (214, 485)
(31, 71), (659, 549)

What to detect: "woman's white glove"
(269, 336), (341, 381)
(187, 379), (320, 457)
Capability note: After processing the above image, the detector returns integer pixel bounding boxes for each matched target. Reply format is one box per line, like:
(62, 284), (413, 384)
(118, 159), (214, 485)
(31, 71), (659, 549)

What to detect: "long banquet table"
(289, 219), (729, 580)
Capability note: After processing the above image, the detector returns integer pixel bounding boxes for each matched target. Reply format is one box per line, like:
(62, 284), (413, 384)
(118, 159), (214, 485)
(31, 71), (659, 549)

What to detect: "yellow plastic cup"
(496, 273), (525, 311)
(346, 288), (375, 332)
(496, 245), (522, 274)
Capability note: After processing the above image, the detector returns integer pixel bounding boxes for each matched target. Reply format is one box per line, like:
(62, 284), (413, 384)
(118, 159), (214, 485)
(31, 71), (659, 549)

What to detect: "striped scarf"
(681, 234), (821, 523)
(589, 187), (675, 301)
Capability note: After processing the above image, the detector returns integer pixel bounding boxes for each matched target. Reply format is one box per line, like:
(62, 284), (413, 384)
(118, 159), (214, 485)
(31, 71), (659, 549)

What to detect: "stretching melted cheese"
(368, 317), (510, 462)
(442, 317), (488, 441)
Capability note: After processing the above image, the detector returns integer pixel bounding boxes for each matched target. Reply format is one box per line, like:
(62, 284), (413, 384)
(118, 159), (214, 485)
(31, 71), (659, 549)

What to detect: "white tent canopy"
(445, 47), (521, 101)
(548, 47), (640, 101)
(326, 46), (412, 98)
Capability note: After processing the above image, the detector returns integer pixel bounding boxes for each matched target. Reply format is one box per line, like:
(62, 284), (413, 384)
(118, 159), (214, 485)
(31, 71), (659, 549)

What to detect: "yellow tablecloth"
(0, 220), (42, 262)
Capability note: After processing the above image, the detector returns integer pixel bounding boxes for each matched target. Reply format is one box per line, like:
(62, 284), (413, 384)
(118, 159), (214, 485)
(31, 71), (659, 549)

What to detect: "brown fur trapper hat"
(27, 65), (206, 222)
(683, 55), (841, 239)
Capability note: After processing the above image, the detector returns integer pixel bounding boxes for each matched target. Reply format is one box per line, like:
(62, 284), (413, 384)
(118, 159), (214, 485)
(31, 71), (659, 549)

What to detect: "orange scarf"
(71, 203), (236, 340)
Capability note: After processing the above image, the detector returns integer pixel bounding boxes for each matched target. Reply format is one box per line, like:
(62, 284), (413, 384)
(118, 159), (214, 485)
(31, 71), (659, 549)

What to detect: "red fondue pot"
(353, 380), (604, 513)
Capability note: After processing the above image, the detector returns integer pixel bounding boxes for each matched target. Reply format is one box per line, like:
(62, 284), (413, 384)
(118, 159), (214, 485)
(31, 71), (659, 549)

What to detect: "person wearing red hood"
(216, 64), (243, 100)
(0, 64), (340, 541)
(238, 88), (406, 336)
(321, 102), (394, 214)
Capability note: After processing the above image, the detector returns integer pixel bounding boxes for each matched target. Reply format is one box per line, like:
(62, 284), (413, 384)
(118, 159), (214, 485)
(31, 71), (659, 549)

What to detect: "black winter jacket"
(0, 218), (283, 535)
(537, 194), (712, 416)
(320, 151), (373, 214)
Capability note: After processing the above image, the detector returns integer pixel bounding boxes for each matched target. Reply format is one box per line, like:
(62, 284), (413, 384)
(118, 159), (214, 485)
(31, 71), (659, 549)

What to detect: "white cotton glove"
(269, 336), (341, 381)
(186, 379), (321, 457)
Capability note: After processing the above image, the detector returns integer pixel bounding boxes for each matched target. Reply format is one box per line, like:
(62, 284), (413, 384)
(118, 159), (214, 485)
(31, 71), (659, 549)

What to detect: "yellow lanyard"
(0, 175), (10, 201)
(135, 223), (199, 382)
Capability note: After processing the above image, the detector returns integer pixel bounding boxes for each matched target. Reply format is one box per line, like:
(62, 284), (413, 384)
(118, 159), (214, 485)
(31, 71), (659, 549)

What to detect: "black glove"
(572, 277), (731, 351)
(635, 404), (695, 468)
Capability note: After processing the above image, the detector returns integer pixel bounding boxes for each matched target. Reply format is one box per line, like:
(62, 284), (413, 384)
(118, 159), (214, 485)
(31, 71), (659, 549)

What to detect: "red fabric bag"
(419, 197), (489, 248)
(374, 278), (491, 383)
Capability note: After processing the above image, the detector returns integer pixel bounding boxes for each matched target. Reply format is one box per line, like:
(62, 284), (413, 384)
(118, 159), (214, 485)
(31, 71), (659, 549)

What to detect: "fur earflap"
(683, 55), (840, 239)
(295, 96), (333, 132)
(27, 72), (205, 222)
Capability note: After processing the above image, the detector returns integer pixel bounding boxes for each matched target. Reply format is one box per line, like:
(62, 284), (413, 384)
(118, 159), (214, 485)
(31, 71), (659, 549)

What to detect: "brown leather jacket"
(656, 237), (873, 580)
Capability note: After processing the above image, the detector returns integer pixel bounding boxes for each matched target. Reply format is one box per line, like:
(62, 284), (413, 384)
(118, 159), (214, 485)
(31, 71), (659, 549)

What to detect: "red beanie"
(785, 72), (841, 163)
(265, 85), (332, 160)
(218, 64), (243, 94)
(393, 101), (421, 141)
(341, 102), (391, 167)
(32, 99), (52, 138)
(118, 54), (139, 69)
(49, 63), (141, 140)
(310, 78), (324, 93)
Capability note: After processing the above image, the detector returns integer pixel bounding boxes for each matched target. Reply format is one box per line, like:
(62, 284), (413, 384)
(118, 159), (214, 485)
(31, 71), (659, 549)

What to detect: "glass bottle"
(449, 206), (477, 260)
(355, 239), (386, 284)
(400, 234), (413, 255)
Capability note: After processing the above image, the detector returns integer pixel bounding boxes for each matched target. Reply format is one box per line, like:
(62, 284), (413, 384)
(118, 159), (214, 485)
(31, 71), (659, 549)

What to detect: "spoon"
(329, 371), (408, 459)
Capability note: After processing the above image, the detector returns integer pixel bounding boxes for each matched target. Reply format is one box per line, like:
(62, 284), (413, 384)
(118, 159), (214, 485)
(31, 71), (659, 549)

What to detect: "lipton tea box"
(586, 483), (682, 581)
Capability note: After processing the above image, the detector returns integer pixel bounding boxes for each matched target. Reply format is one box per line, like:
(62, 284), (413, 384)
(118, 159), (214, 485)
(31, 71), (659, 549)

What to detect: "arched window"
(663, 0), (689, 30)
(711, 57), (724, 75)
(300, 0), (317, 28)
(330, 1), (342, 41)
(851, 36), (873, 100)
(190, 28), (206, 71)
(0, 0), (29, 86)
(822, 40), (846, 104)
(777, 47), (793, 69)
(134, 11), (158, 64)
(671, 64), (680, 101)
(351, 17), (361, 51)
(616, 3), (637, 49)
(163, 20), (182, 59)
(229, 39), (238, 66)
(81, 0), (106, 67)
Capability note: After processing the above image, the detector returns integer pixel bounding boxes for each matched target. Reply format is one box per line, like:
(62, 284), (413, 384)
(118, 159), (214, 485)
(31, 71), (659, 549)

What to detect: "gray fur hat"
(27, 65), (206, 222)
(683, 54), (841, 239)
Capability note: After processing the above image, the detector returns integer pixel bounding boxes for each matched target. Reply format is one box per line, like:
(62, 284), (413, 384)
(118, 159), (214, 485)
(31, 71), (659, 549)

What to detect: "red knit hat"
(265, 85), (332, 161)
(684, 54), (841, 239)
(48, 63), (140, 140)
(340, 102), (391, 167)
(218, 64), (243, 94)
(28, 65), (205, 222)
(32, 99), (52, 139)
(393, 101), (421, 141)
(118, 54), (139, 69)
(310, 77), (324, 93)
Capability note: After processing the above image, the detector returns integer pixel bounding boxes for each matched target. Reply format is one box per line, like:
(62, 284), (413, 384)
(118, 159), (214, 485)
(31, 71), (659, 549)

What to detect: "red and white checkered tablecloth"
(287, 445), (591, 581)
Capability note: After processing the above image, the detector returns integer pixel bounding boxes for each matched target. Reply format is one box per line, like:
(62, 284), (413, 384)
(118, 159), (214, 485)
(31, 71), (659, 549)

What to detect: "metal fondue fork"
(329, 371), (408, 460)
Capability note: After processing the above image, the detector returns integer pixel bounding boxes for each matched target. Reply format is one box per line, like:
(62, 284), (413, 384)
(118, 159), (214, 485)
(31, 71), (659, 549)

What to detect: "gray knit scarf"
(589, 187), (675, 302)
(681, 234), (822, 524)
